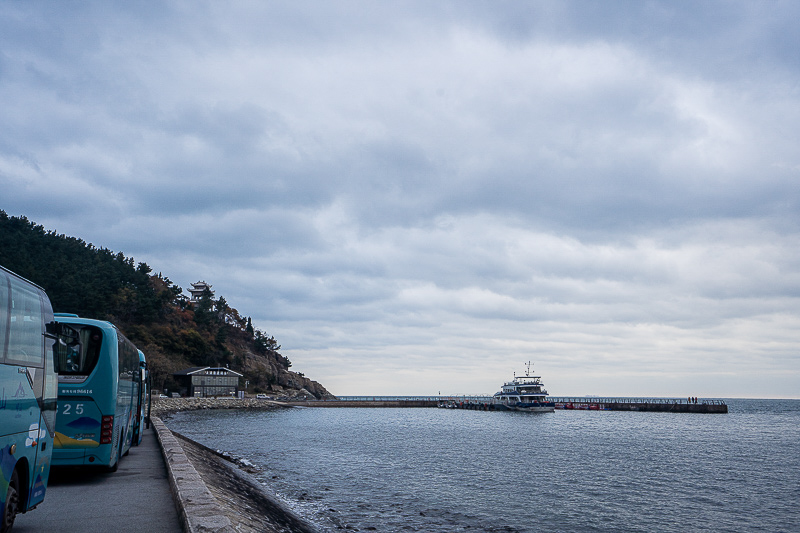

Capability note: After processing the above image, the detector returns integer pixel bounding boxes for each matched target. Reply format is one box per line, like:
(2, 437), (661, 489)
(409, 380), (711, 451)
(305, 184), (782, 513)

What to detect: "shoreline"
(152, 397), (318, 533)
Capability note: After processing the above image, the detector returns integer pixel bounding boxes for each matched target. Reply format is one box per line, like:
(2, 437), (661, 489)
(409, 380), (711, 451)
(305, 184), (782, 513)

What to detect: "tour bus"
(131, 350), (151, 447)
(51, 314), (142, 472)
(0, 265), (58, 532)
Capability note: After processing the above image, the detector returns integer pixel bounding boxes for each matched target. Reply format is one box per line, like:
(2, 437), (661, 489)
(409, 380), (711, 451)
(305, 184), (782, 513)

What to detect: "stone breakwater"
(152, 397), (318, 532)
(151, 396), (287, 417)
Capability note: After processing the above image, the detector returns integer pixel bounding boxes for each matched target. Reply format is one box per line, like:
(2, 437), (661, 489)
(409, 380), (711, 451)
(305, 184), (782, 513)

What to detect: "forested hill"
(0, 211), (332, 398)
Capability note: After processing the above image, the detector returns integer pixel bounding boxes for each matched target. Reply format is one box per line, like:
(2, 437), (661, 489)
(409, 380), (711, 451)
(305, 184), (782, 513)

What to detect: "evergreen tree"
(0, 211), (326, 397)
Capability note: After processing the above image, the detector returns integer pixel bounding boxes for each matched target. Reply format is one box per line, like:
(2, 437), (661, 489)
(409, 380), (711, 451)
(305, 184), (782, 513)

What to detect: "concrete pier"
(284, 399), (438, 408)
(554, 398), (728, 413)
(438, 397), (728, 413)
(284, 396), (728, 413)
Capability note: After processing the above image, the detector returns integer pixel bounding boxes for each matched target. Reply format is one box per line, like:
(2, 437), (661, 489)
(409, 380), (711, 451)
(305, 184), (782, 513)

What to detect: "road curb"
(152, 416), (235, 532)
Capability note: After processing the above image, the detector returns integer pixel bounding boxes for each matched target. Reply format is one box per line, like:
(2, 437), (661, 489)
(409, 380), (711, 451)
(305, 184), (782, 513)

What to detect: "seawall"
(152, 397), (318, 532)
(283, 399), (438, 408)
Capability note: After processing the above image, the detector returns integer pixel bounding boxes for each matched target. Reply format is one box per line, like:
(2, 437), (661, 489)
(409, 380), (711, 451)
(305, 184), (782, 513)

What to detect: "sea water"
(167, 399), (800, 532)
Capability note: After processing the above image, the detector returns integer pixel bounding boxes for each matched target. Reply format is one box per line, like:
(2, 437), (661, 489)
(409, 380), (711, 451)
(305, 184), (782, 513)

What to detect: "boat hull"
(514, 404), (556, 413)
(512, 402), (555, 413)
(492, 401), (555, 412)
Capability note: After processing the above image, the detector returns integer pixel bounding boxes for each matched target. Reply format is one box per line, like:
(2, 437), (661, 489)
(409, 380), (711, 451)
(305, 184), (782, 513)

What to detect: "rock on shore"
(150, 388), (323, 417)
(151, 396), (281, 417)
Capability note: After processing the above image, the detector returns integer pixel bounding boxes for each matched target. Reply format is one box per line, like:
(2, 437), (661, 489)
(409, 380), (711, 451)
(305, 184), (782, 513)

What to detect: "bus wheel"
(1, 470), (20, 533)
(108, 441), (122, 473)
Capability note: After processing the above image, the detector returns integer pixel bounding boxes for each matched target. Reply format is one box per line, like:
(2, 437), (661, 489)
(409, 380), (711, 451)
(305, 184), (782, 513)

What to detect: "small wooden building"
(173, 366), (243, 397)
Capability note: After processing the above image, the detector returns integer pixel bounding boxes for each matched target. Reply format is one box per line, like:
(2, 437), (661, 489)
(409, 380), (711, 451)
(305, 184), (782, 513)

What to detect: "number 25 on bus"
(51, 313), (143, 473)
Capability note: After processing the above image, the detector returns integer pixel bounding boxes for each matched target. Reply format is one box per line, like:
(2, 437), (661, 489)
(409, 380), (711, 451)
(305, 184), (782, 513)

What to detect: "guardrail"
(282, 396), (727, 413)
(331, 396), (726, 405)
(549, 397), (727, 406)
(335, 396), (494, 402)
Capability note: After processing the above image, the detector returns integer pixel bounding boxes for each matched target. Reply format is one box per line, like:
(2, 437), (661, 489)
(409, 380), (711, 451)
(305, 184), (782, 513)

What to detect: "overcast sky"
(2, 1), (798, 398)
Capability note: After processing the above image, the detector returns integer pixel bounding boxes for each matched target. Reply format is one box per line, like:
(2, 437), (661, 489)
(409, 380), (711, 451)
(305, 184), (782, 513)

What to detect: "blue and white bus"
(0, 265), (58, 532)
(51, 314), (142, 471)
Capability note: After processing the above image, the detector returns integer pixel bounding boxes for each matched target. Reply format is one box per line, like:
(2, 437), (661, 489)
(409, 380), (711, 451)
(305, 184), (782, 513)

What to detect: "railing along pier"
(283, 396), (728, 413)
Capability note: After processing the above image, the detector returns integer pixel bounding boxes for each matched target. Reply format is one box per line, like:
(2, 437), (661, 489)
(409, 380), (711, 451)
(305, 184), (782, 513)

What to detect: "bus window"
(0, 274), (8, 359)
(118, 338), (137, 381)
(56, 325), (102, 376)
(7, 277), (45, 366)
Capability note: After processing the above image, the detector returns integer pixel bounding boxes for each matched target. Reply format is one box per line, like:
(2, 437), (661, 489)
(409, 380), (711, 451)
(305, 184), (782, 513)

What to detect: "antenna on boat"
(525, 361), (532, 377)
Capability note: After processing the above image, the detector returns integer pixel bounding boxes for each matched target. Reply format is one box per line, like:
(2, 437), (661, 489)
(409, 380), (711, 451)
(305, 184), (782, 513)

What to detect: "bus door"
(132, 352), (147, 446)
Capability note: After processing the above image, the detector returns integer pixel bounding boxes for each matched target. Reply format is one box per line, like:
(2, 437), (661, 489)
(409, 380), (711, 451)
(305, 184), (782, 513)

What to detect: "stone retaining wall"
(152, 416), (236, 532)
(152, 397), (318, 532)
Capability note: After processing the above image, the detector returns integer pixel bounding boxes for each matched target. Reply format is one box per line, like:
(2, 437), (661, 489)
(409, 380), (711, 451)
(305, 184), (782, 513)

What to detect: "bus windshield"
(56, 324), (102, 376)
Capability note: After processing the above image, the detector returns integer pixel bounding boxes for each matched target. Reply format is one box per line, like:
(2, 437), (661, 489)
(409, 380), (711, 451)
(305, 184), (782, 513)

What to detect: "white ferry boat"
(493, 362), (555, 412)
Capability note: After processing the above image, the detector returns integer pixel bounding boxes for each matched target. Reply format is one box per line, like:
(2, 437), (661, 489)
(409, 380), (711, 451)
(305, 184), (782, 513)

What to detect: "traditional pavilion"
(188, 280), (214, 304)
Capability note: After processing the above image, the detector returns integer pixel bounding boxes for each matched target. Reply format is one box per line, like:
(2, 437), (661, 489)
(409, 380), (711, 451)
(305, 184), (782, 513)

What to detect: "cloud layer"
(2, 1), (799, 397)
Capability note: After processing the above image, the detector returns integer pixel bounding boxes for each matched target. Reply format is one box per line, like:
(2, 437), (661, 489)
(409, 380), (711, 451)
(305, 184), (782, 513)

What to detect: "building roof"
(173, 366), (244, 377)
(188, 281), (215, 301)
(189, 281), (212, 291)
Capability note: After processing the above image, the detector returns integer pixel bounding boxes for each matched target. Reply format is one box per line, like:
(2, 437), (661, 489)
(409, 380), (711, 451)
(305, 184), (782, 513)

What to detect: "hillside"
(0, 211), (332, 399)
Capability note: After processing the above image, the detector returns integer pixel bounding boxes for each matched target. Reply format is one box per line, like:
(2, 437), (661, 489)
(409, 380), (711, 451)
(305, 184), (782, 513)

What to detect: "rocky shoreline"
(151, 395), (289, 417)
(152, 397), (319, 533)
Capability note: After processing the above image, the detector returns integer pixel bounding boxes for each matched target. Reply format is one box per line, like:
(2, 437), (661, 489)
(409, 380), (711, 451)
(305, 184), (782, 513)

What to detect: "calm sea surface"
(167, 399), (800, 532)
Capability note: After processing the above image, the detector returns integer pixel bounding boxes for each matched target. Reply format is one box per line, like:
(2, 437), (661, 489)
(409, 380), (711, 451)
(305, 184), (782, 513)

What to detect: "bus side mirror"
(45, 321), (60, 370)
(44, 321), (59, 340)
(46, 322), (82, 372)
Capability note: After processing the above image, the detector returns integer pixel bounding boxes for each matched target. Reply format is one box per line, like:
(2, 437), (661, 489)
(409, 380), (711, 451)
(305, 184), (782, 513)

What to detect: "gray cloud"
(1, 1), (798, 397)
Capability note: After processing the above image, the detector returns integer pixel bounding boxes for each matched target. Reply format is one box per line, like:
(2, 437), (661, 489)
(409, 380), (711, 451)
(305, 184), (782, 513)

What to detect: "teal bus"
(51, 314), (142, 471)
(131, 350), (150, 447)
(0, 266), (58, 532)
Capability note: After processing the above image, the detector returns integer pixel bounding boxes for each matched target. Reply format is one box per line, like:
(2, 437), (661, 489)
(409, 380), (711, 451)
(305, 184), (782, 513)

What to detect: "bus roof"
(0, 264), (46, 291)
(53, 314), (118, 331)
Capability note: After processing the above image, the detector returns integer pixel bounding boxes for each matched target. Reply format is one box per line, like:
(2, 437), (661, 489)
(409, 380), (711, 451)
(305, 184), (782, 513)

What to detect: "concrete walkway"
(14, 425), (183, 533)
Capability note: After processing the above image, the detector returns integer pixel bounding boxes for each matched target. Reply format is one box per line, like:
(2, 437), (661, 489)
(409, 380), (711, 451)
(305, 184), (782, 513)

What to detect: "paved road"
(14, 425), (182, 533)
